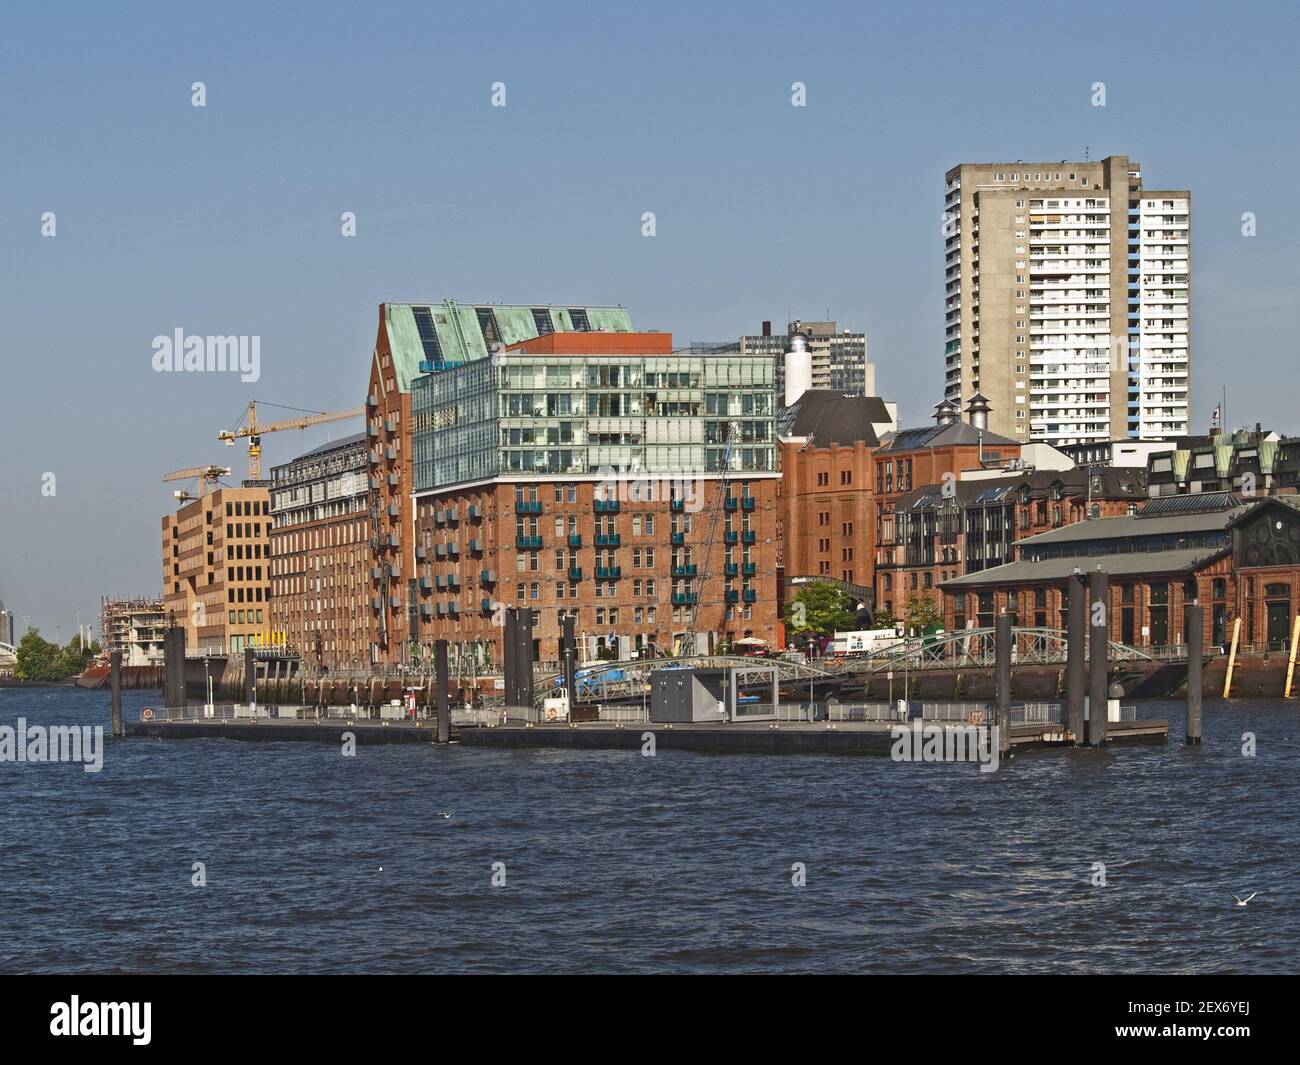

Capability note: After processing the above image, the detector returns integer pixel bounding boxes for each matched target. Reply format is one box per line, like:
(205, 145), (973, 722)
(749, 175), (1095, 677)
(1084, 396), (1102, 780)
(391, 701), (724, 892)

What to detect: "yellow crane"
(218, 400), (365, 480)
(163, 465), (232, 502)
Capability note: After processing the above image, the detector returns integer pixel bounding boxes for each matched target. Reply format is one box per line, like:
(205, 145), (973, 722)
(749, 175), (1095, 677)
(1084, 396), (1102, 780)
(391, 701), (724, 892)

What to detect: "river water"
(0, 686), (1294, 974)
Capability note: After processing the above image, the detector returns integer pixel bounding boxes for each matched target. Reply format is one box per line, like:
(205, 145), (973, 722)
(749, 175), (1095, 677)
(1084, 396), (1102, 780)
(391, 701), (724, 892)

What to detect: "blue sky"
(2, 0), (1298, 638)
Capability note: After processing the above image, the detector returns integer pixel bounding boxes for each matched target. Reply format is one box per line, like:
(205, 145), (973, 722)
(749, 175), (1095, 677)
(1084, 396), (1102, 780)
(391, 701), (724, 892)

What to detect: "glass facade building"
(413, 348), (777, 492)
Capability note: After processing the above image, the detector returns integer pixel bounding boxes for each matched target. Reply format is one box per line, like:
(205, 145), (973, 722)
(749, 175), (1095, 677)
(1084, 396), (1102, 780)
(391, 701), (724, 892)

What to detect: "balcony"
(594, 499), (620, 513)
(724, 497), (738, 511)
(595, 533), (621, 547)
(384, 446), (397, 461)
(725, 589), (739, 604)
(670, 499), (686, 512)
(724, 563), (738, 577)
(480, 569), (496, 584)
(568, 533), (582, 548)
(671, 532), (686, 546)
(595, 566), (622, 580)
(743, 562), (756, 576)
(741, 497), (757, 511)
(743, 589), (757, 603)
(673, 564), (698, 578)
(672, 592), (698, 606)
(515, 500), (543, 514)
(568, 567), (583, 581)
(468, 538), (483, 553)
(414, 546), (427, 561)
(481, 598), (494, 613)
(742, 530), (757, 544)
(467, 504), (483, 521)
(724, 531), (738, 545)
(516, 535), (543, 549)
(418, 577), (432, 592)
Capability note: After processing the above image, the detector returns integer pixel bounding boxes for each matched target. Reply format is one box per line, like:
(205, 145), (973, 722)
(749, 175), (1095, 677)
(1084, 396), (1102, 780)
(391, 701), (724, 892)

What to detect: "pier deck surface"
(126, 716), (1168, 752)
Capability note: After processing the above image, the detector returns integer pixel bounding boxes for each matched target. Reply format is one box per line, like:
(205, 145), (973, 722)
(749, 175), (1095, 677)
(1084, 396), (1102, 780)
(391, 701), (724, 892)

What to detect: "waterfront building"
(99, 597), (166, 666)
(364, 300), (634, 665)
(268, 433), (371, 668)
(161, 485), (272, 655)
(741, 319), (874, 400)
(876, 466), (1147, 621)
(943, 155), (1190, 444)
(1056, 438), (1176, 469)
(1146, 427), (1299, 497)
(940, 492), (1300, 652)
(776, 389), (896, 613)
(409, 330), (779, 667)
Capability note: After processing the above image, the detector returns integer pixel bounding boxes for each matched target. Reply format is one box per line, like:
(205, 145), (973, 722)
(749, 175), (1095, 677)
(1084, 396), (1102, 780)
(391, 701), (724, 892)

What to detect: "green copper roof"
(383, 301), (633, 393)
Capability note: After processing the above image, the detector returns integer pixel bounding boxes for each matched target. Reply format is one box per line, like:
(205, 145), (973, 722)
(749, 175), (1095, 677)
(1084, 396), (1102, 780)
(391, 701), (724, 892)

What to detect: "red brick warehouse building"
(408, 329), (781, 668)
(363, 301), (636, 664)
(940, 493), (1300, 653)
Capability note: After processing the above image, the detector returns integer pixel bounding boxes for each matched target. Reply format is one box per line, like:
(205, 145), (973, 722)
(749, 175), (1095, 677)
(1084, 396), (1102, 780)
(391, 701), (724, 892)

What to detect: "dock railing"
(919, 702), (990, 722)
(1011, 702), (1065, 725)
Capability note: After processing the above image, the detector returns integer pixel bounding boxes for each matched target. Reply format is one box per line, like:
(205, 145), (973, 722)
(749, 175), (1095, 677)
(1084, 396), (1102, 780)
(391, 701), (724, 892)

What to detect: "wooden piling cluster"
(502, 607), (535, 707)
(1185, 602), (1203, 745)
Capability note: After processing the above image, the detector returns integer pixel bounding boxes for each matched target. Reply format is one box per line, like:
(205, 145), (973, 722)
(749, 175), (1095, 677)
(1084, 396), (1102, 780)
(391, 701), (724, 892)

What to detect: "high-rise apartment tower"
(943, 155), (1189, 444)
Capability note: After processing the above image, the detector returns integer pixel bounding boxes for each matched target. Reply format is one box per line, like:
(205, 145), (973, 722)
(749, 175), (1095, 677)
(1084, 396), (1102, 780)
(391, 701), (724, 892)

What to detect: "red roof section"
(504, 331), (673, 355)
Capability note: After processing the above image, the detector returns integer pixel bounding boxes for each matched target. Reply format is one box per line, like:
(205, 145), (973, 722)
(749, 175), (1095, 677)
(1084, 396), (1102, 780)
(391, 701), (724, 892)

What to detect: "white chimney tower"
(783, 333), (812, 407)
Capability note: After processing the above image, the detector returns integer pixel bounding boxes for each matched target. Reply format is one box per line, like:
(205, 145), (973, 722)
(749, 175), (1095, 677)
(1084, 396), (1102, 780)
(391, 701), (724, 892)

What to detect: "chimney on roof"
(933, 399), (959, 426)
(784, 333), (812, 408)
(761, 320), (771, 337)
(965, 392), (991, 431)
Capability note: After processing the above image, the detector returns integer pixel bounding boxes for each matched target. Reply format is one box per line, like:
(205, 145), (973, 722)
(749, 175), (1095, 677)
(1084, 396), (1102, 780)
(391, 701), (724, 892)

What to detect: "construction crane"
(218, 400), (364, 480)
(680, 421), (738, 656)
(163, 465), (232, 502)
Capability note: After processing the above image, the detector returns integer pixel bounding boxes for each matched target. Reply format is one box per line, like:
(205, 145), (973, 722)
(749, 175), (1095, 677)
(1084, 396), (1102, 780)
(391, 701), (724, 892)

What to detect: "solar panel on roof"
(412, 307), (446, 368)
(1139, 492), (1240, 517)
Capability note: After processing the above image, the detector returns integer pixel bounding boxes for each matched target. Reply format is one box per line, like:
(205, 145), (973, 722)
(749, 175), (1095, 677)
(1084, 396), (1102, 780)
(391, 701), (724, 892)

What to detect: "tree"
(872, 607), (896, 629)
(15, 628), (62, 681)
(784, 582), (856, 640)
(902, 596), (944, 633)
(15, 628), (97, 682)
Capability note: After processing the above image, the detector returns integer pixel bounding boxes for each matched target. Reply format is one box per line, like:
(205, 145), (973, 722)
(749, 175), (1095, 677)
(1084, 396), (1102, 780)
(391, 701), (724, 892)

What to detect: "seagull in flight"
(1233, 892), (1256, 907)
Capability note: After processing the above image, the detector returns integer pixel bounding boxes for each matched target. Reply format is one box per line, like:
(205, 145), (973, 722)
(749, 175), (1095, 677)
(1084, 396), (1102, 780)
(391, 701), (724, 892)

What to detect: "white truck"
(826, 629), (905, 658)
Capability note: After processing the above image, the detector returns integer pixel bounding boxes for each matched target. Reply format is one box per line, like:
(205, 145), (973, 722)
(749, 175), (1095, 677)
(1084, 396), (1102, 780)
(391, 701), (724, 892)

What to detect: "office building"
(268, 433), (371, 668)
(409, 330), (780, 666)
(161, 486), (272, 655)
(365, 300), (634, 664)
(741, 319), (874, 400)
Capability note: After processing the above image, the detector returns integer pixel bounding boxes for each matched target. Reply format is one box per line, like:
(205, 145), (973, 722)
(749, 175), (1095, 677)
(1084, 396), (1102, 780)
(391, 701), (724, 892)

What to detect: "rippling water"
(0, 687), (1295, 974)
